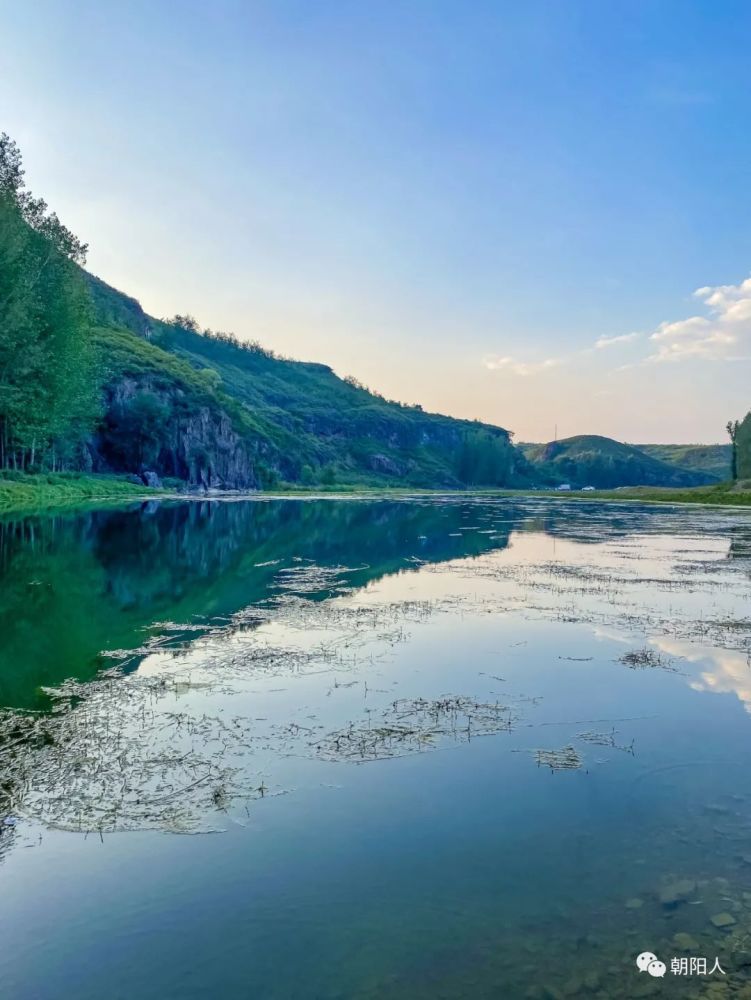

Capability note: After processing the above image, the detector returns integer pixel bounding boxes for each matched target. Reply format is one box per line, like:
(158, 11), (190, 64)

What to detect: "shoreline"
(0, 473), (168, 514)
(1, 472), (750, 516)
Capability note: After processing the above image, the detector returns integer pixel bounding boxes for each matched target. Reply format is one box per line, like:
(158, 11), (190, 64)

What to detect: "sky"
(2, 0), (750, 443)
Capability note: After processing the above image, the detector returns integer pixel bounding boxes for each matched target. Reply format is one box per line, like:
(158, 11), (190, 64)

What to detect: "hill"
(84, 274), (531, 490)
(0, 131), (533, 492)
(0, 134), (742, 496)
(633, 443), (730, 481)
(520, 435), (717, 489)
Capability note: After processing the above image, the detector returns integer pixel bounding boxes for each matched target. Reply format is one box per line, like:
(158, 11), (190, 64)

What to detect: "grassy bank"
(0, 472), (164, 513)
(2, 473), (750, 516)
(272, 481), (751, 506)
(570, 482), (751, 506)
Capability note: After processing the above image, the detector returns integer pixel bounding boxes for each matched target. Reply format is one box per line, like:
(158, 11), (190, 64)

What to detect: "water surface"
(2, 496), (751, 998)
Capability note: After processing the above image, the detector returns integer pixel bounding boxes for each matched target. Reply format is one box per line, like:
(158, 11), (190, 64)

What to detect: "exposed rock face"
(90, 376), (261, 489)
(368, 453), (404, 477)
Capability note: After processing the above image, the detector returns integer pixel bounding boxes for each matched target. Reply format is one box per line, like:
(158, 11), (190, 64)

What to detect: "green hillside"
(1, 132), (745, 497)
(0, 132), (533, 491)
(86, 276), (530, 489)
(634, 443), (730, 481)
(521, 435), (717, 489)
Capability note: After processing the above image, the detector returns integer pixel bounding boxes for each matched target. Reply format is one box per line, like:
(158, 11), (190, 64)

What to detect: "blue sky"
(2, 0), (750, 441)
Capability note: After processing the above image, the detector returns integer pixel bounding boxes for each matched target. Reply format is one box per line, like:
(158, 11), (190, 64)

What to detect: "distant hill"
(520, 435), (717, 489)
(634, 443), (730, 482)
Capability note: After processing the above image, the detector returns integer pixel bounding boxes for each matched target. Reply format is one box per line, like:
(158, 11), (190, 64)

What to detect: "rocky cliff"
(90, 376), (262, 488)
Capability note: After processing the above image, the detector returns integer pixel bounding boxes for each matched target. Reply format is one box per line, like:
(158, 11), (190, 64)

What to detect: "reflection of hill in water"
(2, 496), (751, 709)
(0, 499), (509, 708)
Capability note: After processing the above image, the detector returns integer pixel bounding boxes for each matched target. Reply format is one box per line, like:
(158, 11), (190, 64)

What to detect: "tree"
(727, 419), (740, 481)
(0, 133), (99, 469)
(167, 314), (200, 333)
(105, 392), (169, 469)
(737, 413), (751, 480)
(456, 429), (512, 486)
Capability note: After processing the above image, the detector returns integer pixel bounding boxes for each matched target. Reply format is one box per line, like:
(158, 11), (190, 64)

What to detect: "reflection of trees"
(0, 499), (514, 709)
(727, 525), (751, 570)
(1, 497), (748, 711)
(1, 495), (749, 841)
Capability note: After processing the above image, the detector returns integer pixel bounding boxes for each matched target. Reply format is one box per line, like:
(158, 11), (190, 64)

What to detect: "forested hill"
(634, 443), (731, 482)
(84, 273), (530, 489)
(1, 132), (743, 494)
(520, 435), (720, 489)
(0, 132), (534, 490)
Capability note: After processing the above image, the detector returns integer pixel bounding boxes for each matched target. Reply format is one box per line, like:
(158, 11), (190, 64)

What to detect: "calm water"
(2, 496), (751, 999)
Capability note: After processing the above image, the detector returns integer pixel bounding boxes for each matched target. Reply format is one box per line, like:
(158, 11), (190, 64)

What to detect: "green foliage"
(93, 326), (269, 441)
(86, 272), (151, 336)
(0, 472), (159, 513)
(522, 435), (718, 489)
(726, 419), (741, 481)
(634, 443), (731, 482)
(81, 305), (526, 489)
(456, 429), (513, 485)
(141, 315), (525, 488)
(737, 412), (751, 480)
(577, 483), (751, 506)
(104, 391), (170, 469)
(0, 135), (524, 491)
(0, 134), (100, 470)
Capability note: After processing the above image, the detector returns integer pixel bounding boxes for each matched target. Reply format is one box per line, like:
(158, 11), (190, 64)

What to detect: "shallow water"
(2, 496), (751, 998)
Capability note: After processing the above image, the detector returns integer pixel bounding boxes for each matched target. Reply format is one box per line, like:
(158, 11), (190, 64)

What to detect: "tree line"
(0, 133), (99, 471)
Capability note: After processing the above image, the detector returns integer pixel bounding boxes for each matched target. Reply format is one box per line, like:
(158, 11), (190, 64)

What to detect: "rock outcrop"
(90, 376), (261, 489)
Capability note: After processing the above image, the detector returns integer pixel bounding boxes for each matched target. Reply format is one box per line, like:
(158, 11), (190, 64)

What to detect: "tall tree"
(726, 419), (740, 482)
(0, 133), (99, 469)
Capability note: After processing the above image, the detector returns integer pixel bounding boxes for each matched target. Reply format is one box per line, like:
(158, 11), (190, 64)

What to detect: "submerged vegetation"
(2, 496), (751, 995)
(618, 647), (680, 671)
(2, 495), (750, 838)
(314, 696), (518, 762)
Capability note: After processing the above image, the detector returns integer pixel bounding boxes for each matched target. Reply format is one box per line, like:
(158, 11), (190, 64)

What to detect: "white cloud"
(652, 636), (751, 715)
(483, 355), (562, 376)
(648, 275), (751, 362)
(594, 332), (640, 349)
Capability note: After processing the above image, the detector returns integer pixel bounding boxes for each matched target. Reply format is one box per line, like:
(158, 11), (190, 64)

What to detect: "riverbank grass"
(1, 473), (750, 514)
(580, 482), (751, 506)
(0, 472), (163, 512)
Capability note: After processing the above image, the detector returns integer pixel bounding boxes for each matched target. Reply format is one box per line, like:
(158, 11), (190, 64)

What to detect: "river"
(1, 496), (751, 998)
